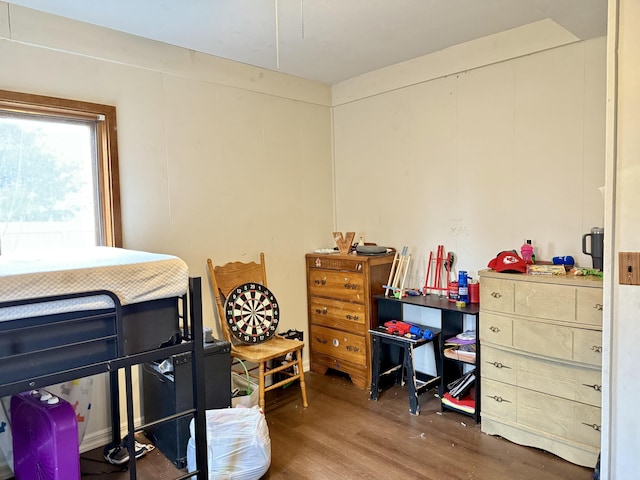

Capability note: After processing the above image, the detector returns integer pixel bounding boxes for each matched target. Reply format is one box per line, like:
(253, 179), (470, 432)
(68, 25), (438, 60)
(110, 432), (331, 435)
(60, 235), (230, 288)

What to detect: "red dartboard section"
(224, 283), (280, 343)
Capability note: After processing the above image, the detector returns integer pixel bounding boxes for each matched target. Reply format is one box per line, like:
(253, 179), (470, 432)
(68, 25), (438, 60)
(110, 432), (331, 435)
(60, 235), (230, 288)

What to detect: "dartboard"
(224, 283), (280, 343)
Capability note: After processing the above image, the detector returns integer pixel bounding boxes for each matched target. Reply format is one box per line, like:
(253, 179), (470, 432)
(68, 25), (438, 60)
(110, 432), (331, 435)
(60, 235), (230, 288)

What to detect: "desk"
(375, 294), (481, 423)
(369, 326), (442, 415)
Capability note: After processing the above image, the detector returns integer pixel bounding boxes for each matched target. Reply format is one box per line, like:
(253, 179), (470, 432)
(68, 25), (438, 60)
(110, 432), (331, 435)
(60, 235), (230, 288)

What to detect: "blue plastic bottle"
(457, 271), (469, 303)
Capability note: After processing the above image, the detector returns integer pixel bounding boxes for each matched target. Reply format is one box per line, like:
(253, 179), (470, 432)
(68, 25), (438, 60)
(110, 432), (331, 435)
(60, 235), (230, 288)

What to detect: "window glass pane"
(0, 114), (100, 254)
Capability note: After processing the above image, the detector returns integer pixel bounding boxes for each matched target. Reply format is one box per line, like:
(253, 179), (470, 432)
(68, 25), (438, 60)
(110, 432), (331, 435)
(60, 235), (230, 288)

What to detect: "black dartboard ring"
(224, 283), (280, 343)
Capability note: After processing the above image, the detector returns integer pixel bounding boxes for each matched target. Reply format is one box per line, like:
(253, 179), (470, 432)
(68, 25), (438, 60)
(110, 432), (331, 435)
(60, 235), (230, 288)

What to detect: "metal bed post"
(109, 371), (121, 445)
(125, 365), (137, 479)
(189, 277), (208, 480)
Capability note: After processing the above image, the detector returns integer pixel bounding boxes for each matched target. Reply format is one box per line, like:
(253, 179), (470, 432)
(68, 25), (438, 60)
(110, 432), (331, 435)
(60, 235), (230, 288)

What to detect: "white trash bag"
(187, 406), (271, 480)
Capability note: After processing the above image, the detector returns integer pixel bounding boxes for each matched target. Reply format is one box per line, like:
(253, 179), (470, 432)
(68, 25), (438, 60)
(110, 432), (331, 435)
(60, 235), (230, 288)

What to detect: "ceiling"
(6, 0), (607, 85)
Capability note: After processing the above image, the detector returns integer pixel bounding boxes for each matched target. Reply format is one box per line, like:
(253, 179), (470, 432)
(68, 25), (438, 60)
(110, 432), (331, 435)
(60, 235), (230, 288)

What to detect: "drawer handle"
(346, 345), (360, 353)
(591, 345), (603, 353)
(489, 326), (501, 333)
(343, 283), (358, 290)
(315, 337), (328, 344)
(314, 277), (327, 286)
(487, 361), (511, 370)
(487, 395), (511, 404)
(332, 338), (340, 347)
(491, 292), (502, 298)
(594, 303), (603, 311)
(345, 314), (360, 321)
(582, 383), (602, 392)
(581, 422), (601, 432)
(315, 307), (328, 315)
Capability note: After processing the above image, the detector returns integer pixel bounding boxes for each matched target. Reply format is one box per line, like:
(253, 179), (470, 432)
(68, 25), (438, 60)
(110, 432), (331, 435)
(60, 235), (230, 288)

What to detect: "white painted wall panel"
(334, 39), (606, 282)
(456, 62), (515, 276)
(610, 0), (640, 477)
(334, 77), (458, 287)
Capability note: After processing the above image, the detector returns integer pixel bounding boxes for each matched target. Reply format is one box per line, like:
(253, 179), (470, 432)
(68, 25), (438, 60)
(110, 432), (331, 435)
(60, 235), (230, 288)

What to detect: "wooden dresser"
(305, 252), (394, 389)
(478, 269), (603, 468)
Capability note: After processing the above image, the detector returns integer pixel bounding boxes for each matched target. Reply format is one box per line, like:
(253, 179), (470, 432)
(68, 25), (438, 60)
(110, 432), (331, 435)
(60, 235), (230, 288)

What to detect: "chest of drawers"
(479, 270), (603, 468)
(305, 252), (394, 389)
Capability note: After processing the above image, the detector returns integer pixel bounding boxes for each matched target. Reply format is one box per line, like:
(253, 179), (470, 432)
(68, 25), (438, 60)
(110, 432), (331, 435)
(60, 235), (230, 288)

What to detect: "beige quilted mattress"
(0, 247), (188, 321)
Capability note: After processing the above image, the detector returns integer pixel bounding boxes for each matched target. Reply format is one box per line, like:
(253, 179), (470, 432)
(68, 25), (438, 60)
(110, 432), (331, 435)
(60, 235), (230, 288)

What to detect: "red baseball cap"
(488, 251), (527, 273)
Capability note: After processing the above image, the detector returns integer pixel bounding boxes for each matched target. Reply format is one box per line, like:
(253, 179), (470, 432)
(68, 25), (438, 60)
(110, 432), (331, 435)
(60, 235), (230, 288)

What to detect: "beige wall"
(0, 1), (333, 469)
(333, 34), (606, 287)
(605, 0), (640, 478)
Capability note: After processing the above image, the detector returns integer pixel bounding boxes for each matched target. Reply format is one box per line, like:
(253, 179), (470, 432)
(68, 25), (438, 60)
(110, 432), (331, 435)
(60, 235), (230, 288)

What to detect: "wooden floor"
(79, 371), (596, 480)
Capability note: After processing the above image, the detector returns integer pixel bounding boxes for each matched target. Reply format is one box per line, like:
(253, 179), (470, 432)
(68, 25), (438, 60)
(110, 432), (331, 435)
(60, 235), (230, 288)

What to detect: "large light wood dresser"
(478, 269), (602, 468)
(305, 252), (394, 389)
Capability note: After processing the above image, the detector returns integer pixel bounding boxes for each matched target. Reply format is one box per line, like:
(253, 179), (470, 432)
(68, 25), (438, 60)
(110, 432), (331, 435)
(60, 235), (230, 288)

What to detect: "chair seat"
(231, 337), (304, 364)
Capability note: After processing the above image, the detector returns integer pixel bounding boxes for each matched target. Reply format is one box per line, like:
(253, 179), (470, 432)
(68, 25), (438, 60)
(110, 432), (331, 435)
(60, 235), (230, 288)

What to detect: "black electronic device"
(142, 339), (231, 468)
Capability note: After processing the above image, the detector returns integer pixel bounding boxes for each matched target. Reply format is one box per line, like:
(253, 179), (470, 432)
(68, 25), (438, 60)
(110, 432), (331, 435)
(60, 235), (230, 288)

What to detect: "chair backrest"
(206, 253), (268, 343)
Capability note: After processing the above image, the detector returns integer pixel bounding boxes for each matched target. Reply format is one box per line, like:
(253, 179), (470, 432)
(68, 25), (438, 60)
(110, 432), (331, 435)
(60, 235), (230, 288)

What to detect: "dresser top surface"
(479, 269), (603, 288)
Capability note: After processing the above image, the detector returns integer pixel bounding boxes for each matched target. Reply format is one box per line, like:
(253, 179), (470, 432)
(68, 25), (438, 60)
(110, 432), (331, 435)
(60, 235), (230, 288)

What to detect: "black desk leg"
(370, 335), (382, 400)
(405, 344), (419, 415)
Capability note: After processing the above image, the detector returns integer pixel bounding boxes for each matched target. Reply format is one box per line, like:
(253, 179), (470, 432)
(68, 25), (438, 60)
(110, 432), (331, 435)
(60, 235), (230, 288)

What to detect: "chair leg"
(296, 347), (309, 408)
(258, 361), (266, 410)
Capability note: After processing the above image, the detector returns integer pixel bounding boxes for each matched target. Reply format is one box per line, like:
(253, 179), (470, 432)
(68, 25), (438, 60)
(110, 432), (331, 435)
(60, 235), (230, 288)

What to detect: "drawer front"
(518, 389), (601, 449)
(306, 256), (365, 273)
(310, 352), (368, 389)
(479, 277), (514, 313)
(574, 403), (603, 447)
(577, 287), (604, 327)
(482, 377), (517, 422)
(310, 325), (367, 366)
(513, 318), (573, 362)
(308, 269), (366, 302)
(573, 329), (603, 367)
(482, 345), (601, 407)
(482, 345), (517, 384)
(309, 296), (367, 335)
(479, 312), (513, 347)
(518, 354), (602, 407)
(515, 282), (575, 322)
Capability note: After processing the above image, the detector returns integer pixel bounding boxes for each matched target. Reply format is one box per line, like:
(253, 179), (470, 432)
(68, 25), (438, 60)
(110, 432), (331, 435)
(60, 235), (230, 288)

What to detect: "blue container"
(458, 271), (469, 303)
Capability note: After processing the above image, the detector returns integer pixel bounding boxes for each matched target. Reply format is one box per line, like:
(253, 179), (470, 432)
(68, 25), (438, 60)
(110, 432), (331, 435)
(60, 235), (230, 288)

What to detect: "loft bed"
(0, 247), (208, 479)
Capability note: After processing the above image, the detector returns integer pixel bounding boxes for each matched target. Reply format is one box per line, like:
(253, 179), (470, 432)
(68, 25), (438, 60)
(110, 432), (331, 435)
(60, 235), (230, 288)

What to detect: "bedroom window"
(0, 90), (121, 254)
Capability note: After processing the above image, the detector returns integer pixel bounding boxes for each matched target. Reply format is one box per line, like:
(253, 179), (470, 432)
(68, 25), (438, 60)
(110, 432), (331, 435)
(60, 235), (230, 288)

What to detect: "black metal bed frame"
(0, 277), (208, 480)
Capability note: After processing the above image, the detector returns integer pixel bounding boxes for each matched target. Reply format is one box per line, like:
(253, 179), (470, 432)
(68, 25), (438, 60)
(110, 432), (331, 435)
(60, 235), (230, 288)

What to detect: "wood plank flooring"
(79, 370), (596, 479)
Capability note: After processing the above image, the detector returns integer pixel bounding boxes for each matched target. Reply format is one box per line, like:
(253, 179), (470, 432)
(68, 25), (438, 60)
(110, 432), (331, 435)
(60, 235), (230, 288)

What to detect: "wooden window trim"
(0, 89), (122, 247)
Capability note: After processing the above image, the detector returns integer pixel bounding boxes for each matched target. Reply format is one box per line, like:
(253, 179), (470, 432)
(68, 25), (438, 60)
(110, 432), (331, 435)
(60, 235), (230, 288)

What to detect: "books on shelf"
(442, 391), (475, 414)
(446, 369), (475, 399)
(444, 332), (476, 363)
(443, 346), (476, 363)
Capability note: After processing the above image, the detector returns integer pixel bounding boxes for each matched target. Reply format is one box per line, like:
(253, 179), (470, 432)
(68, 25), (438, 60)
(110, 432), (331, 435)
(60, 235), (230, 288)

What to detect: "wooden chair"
(206, 253), (308, 411)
